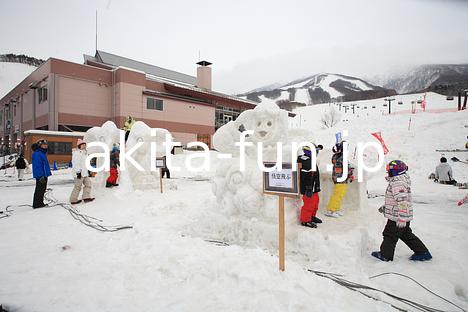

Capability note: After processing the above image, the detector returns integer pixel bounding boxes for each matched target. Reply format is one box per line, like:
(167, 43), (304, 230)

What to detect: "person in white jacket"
(434, 157), (456, 185)
(69, 139), (94, 204)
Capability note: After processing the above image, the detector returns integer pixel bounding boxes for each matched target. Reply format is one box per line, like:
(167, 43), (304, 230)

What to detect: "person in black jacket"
(297, 144), (323, 228)
(15, 153), (28, 181)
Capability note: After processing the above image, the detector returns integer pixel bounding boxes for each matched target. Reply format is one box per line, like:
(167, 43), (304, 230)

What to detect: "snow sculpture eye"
(99, 136), (105, 142)
(267, 121), (272, 127)
(257, 121), (261, 127)
(137, 137), (144, 143)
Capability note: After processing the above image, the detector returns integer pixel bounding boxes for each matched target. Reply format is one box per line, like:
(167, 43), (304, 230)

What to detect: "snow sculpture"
(212, 102), (367, 245)
(213, 102), (289, 157)
(84, 120), (172, 191)
(83, 121), (120, 190)
(212, 102), (301, 231)
(125, 121), (172, 190)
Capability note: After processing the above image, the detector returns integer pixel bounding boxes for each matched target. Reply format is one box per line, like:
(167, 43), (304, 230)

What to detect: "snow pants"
(380, 220), (429, 261)
(17, 169), (25, 180)
(327, 183), (348, 212)
(69, 177), (92, 203)
(161, 167), (171, 179)
(300, 193), (319, 223)
(106, 167), (119, 186)
(33, 177), (48, 208)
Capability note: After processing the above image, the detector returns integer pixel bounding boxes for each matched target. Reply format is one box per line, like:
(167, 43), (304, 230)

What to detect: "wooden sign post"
(278, 195), (285, 271)
(156, 157), (166, 193)
(263, 162), (300, 272)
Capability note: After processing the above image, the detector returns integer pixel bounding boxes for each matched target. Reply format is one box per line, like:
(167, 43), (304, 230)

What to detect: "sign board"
(155, 157), (166, 168)
(263, 162), (299, 198)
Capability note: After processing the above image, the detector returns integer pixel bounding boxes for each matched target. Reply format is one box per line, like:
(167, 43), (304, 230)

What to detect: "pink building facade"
(0, 51), (258, 151)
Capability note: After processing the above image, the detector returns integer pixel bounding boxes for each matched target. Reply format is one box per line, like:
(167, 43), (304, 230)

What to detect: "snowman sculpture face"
(251, 110), (280, 145)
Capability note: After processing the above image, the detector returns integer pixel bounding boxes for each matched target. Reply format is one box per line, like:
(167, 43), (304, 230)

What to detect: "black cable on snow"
(44, 190), (133, 232)
(369, 272), (466, 312)
(307, 269), (463, 312)
(2, 189), (132, 232)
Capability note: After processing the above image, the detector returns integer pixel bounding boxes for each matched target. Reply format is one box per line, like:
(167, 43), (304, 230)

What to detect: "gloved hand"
(396, 219), (407, 228)
(378, 205), (385, 213)
(76, 172), (82, 179)
(39, 176), (46, 184)
(305, 188), (313, 198)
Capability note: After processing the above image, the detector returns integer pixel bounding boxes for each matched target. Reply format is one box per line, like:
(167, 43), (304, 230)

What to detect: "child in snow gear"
(123, 116), (136, 142)
(434, 157), (456, 185)
(372, 160), (432, 262)
(70, 139), (95, 204)
(297, 144), (323, 228)
(32, 140), (51, 208)
(106, 144), (120, 187)
(325, 141), (354, 217)
(15, 153), (28, 181)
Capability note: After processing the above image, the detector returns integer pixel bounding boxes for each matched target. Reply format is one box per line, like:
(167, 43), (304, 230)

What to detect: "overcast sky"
(1, 0), (468, 94)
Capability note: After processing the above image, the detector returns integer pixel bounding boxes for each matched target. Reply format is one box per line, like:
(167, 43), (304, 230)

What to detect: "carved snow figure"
(213, 102), (289, 157)
(125, 121), (172, 190)
(83, 121), (120, 190)
(212, 101), (368, 244)
(212, 102), (300, 228)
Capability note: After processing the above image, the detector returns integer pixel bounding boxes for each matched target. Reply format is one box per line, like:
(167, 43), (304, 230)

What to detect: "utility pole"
(95, 10), (98, 52)
(384, 98), (395, 114)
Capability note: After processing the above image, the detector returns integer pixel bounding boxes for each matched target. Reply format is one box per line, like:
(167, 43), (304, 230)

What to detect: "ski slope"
(0, 98), (467, 311)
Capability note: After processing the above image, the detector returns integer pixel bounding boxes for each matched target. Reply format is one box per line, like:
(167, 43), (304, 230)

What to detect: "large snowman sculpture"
(212, 102), (309, 228)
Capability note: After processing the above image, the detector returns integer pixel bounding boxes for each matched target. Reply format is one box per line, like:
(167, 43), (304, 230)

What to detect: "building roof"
(24, 130), (86, 137)
(84, 50), (197, 86)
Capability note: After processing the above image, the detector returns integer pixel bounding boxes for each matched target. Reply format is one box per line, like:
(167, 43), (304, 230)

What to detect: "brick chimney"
(196, 60), (212, 90)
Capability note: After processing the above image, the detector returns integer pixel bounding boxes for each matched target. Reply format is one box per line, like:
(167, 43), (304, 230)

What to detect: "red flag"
(371, 132), (389, 155)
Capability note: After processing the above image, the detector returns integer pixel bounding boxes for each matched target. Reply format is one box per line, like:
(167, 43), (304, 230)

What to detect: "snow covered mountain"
(381, 64), (468, 94)
(0, 54), (43, 99)
(239, 73), (396, 108)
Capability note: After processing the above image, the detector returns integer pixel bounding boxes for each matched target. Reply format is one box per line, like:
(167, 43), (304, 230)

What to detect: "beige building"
(0, 50), (259, 157)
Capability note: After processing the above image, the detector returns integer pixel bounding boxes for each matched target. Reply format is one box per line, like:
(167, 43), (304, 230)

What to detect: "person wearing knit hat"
(69, 138), (94, 204)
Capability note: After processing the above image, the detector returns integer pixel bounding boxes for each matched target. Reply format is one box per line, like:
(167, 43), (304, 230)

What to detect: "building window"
(38, 87), (48, 103)
(47, 141), (72, 155)
(147, 97), (163, 111)
(13, 105), (16, 117)
(0, 111), (3, 127)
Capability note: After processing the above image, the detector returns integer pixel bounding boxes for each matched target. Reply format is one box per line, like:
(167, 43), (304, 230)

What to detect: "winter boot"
(409, 251), (432, 261)
(83, 198), (95, 203)
(325, 211), (340, 218)
(301, 221), (317, 228)
(70, 200), (82, 205)
(371, 251), (390, 262)
(311, 216), (322, 224)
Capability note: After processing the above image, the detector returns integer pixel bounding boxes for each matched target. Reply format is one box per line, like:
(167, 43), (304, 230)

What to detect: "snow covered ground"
(1, 100), (467, 311)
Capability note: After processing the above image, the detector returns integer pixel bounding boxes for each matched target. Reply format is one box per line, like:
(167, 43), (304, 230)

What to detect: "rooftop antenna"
(95, 10), (98, 52)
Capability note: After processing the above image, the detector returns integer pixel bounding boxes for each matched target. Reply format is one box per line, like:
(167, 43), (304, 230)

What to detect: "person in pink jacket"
(372, 160), (432, 262)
